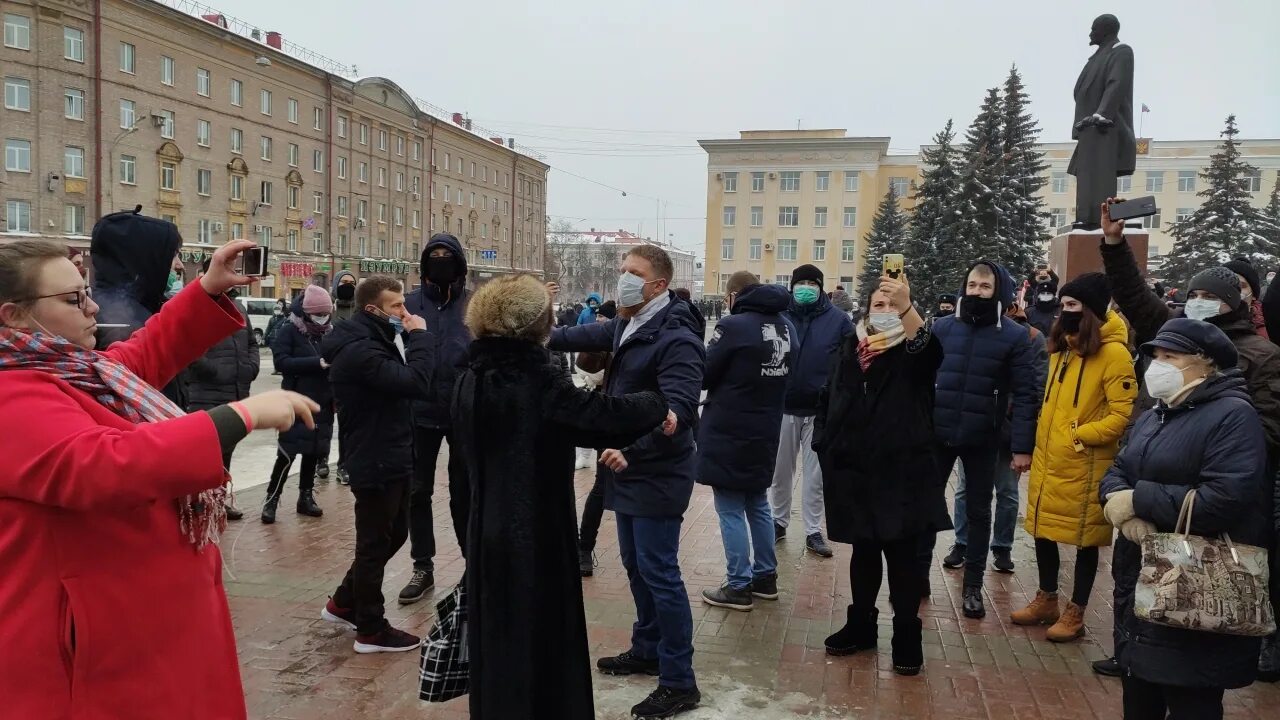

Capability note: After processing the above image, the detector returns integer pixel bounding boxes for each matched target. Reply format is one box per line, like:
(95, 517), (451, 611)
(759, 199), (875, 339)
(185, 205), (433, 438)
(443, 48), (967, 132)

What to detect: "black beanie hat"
(1059, 272), (1111, 319)
(1189, 266), (1244, 310)
(1224, 258), (1260, 299)
(791, 264), (824, 291)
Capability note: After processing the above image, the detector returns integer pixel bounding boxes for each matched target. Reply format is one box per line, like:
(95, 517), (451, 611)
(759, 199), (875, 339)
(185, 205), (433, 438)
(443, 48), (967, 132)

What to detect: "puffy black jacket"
(321, 311), (436, 489)
(271, 310), (334, 456)
(550, 293), (705, 517)
(932, 262), (1043, 453)
(1099, 370), (1270, 689)
(186, 300), (260, 410)
(697, 284), (794, 492)
(782, 292), (853, 416)
(404, 233), (472, 429)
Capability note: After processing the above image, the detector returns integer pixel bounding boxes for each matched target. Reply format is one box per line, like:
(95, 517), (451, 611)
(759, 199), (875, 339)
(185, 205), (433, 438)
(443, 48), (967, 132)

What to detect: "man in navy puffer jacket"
(770, 264), (852, 559)
(929, 260), (1043, 619)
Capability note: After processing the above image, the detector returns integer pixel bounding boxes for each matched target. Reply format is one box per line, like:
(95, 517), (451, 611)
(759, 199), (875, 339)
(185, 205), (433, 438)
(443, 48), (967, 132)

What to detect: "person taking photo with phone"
(0, 238), (319, 720)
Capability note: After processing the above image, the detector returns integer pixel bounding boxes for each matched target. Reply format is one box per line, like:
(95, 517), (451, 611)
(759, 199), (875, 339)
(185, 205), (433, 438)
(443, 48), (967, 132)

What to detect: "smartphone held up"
(882, 253), (904, 279)
(238, 246), (269, 277)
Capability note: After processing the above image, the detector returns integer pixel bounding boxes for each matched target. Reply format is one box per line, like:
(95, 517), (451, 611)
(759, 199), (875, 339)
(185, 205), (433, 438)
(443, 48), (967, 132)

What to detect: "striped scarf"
(0, 328), (227, 549)
(854, 320), (906, 371)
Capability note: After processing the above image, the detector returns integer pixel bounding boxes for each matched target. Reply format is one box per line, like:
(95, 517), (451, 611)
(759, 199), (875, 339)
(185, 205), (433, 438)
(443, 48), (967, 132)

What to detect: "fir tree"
(998, 65), (1050, 280)
(1264, 176), (1280, 257)
(902, 119), (964, 305)
(1161, 115), (1280, 285)
(858, 185), (909, 295)
(948, 88), (1008, 276)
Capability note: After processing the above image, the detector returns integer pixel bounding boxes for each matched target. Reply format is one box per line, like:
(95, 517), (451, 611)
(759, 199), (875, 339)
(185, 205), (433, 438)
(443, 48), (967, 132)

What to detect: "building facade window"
(778, 239), (797, 261)
(161, 56), (174, 85)
(723, 171), (737, 192)
(260, 181), (272, 205)
(378, 167), (387, 187)
(230, 128), (243, 154)
(64, 88), (85, 119)
(813, 239), (826, 261)
(337, 157), (347, 179)
(197, 119), (211, 147)
(120, 155), (136, 184)
(814, 207), (828, 227)
(1145, 171), (1164, 193)
(313, 149), (324, 173)
(160, 162), (176, 190)
(196, 68), (210, 96)
(64, 146), (85, 177)
(4, 14), (31, 50)
(358, 162), (368, 183)
(721, 238), (734, 260)
(379, 129), (387, 151)
(5, 139), (31, 172)
(815, 171), (829, 192)
(1141, 212), (1162, 230)
(313, 191), (323, 213)
(197, 219), (213, 244)
(843, 207), (857, 227)
(64, 27), (84, 62)
(723, 206), (735, 226)
(396, 172), (404, 191)
(397, 136), (405, 156)
(260, 89), (271, 115)
(844, 170), (859, 192)
(750, 206), (763, 227)
(287, 143), (298, 167)
(779, 171), (800, 192)
(749, 238), (762, 260)
(1052, 172), (1069, 193)
(259, 225), (273, 248)
(119, 42), (135, 74)
(1177, 170), (1197, 192)
(337, 116), (348, 138)
(287, 185), (299, 209)
(4, 77), (30, 111)
(751, 171), (765, 192)
(337, 196), (348, 217)
(778, 206), (798, 227)
(65, 205), (85, 235)
(1175, 207), (1194, 223)
(119, 99), (136, 129)
(230, 174), (242, 200)
(1241, 171), (1262, 193)
(159, 110), (175, 140)
(197, 168), (211, 196)
(287, 229), (298, 251)
(1050, 207), (1068, 229)
(6, 200), (32, 232)
(889, 177), (910, 198)
(841, 239), (855, 262)
(260, 136), (272, 161)
(359, 123), (368, 145)
(287, 98), (298, 124)
(378, 204), (387, 223)
(230, 79), (243, 106)
(394, 206), (404, 226)
(1118, 176), (1132, 193)
(314, 107), (323, 131)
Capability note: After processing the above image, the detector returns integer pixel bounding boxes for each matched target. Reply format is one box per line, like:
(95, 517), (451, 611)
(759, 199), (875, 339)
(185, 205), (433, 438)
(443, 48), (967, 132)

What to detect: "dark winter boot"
(891, 616), (924, 676)
(297, 490), (323, 517)
(824, 607), (878, 656)
(260, 499), (278, 525)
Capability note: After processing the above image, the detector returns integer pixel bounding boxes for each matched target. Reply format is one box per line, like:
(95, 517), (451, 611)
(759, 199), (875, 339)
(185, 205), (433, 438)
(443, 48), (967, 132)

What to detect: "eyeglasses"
(19, 289), (89, 310)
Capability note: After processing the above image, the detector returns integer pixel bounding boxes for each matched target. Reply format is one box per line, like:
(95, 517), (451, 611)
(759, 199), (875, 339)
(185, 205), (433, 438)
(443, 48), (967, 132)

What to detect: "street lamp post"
(105, 118), (148, 214)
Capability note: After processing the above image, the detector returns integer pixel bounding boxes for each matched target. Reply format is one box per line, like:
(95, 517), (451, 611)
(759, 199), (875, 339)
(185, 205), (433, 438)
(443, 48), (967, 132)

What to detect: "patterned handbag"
(418, 580), (470, 702)
(1134, 490), (1275, 637)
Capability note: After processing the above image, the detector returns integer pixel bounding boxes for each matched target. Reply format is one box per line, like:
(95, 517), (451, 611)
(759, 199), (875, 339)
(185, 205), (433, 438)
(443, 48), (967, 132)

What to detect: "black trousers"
(333, 479), (411, 635)
(850, 535), (923, 620)
(1121, 675), (1224, 720)
(409, 427), (470, 572)
(264, 449), (317, 506)
(923, 442), (1001, 587)
(1035, 539), (1100, 606)
(578, 473), (606, 552)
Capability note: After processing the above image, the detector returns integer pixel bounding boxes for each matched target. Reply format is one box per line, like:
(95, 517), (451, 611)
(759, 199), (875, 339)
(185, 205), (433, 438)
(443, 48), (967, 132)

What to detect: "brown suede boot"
(1010, 590), (1061, 626)
(1046, 602), (1087, 642)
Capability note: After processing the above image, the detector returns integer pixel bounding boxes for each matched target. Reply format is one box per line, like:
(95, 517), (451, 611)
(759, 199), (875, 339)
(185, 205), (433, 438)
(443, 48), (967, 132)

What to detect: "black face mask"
(336, 283), (356, 302)
(1058, 310), (1083, 334)
(960, 295), (999, 326)
(426, 256), (456, 287)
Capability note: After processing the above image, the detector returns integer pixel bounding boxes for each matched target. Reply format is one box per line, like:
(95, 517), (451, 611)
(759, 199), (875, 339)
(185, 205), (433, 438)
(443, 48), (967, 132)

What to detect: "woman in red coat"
(0, 238), (318, 719)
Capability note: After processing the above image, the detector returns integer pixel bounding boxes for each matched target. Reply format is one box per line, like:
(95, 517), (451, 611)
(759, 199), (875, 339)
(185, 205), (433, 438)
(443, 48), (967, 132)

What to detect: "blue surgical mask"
(793, 286), (819, 305)
(1184, 298), (1223, 322)
(618, 272), (649, 308)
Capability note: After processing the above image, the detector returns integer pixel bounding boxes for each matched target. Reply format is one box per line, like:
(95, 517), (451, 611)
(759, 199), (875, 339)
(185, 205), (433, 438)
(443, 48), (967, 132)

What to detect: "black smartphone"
(1108, 195), (1158, 222)
(241, 246), (268, 276)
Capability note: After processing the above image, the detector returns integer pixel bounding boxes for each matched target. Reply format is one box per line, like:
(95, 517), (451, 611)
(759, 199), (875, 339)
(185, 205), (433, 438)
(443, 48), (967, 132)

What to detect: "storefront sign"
(280, 261), (315, 278)
(179, 249), (213, 264)
(358, 259), (411, 275)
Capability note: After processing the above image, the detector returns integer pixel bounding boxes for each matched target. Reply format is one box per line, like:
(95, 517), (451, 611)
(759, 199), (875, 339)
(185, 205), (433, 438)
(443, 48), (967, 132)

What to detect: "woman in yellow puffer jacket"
(1012, 272), (1137, 642)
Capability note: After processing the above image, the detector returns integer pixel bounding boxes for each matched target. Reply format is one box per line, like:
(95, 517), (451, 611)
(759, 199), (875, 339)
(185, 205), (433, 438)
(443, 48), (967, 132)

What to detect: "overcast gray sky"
(211, 0), (1280, 256)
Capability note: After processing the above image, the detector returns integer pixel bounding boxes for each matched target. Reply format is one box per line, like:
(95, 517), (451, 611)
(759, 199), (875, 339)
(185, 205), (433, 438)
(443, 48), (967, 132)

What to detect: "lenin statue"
(1067, 14), (1137, 229)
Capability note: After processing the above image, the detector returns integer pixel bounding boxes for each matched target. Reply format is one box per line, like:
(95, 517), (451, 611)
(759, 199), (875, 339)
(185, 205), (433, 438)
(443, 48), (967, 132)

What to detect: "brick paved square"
(226, 457), (1280, 719)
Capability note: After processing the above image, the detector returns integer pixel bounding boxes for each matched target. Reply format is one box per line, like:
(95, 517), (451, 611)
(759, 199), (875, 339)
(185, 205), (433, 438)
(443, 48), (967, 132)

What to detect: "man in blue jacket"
(699, 272), (794, 612)
(398, 233), (472, 605)
(549, 244), (705, 720)
(578, 292), (603, 325)
(770, 264), (853, 558)
(929, 261), (1043, 619)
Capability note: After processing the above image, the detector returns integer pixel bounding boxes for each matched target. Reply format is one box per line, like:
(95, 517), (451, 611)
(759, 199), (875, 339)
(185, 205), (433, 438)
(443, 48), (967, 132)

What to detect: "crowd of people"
(0, 196), (1278, 720)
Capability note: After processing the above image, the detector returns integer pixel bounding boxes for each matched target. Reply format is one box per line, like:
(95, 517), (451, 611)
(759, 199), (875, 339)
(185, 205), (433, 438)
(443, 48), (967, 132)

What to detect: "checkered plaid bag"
(418, 580), (470, 702)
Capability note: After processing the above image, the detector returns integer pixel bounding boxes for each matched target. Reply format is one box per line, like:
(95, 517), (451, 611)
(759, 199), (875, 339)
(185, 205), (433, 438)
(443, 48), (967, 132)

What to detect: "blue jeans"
(952, 448), (1018, 551)
(616, 513), (696, 690)
(712, 488), (777, 590)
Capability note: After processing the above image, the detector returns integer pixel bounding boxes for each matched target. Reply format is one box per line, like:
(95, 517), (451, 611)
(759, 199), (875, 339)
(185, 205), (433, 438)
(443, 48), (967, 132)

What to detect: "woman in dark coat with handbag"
(452, 275), (672, 720)
(263, 285), (335, 523)
(1099, 318), (1271, 719)
(813, 272), (950, 676)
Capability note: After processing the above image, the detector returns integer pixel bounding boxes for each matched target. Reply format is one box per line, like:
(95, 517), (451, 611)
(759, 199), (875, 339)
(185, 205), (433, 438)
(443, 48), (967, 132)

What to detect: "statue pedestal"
(1049, 229), (1149, 280)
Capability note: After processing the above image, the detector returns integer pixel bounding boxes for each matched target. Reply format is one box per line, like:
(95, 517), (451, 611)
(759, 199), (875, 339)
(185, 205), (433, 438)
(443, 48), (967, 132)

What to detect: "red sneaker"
(354, 626), (421, 654)
(320, 598), (357, 631)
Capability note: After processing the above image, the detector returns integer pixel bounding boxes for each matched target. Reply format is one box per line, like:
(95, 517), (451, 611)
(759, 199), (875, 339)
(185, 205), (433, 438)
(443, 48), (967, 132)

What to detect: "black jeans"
(264, 449), (317, 506)
(850, 535), (922, 619)
(578, 474), (605, 552)
(1035, 539), (1100, 607)
(409, 427), (470, 572)
(933, 442), (1001, 588)
(333, 479), (411, 635)
(1121, 675), (1224, 720)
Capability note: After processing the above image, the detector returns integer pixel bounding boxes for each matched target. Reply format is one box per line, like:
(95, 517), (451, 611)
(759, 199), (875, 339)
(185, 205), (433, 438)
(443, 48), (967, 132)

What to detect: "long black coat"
(453, 337), (667, 720)
(186, 301), (260, 410)
(1099, 371), (1270, 689)
(697, 283), (794, 492)
(271, 317), (334, 456)
(814, 329), (952, 544)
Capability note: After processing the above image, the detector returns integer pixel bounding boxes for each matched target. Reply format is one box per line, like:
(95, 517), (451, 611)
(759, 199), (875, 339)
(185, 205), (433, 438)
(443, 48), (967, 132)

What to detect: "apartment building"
(0, 0), (549, 298)
(700, 130), (1280, 296)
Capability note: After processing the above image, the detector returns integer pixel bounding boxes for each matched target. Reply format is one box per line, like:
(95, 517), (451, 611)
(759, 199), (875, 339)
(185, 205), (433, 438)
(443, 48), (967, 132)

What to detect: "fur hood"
(466, 274), (552, 344)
